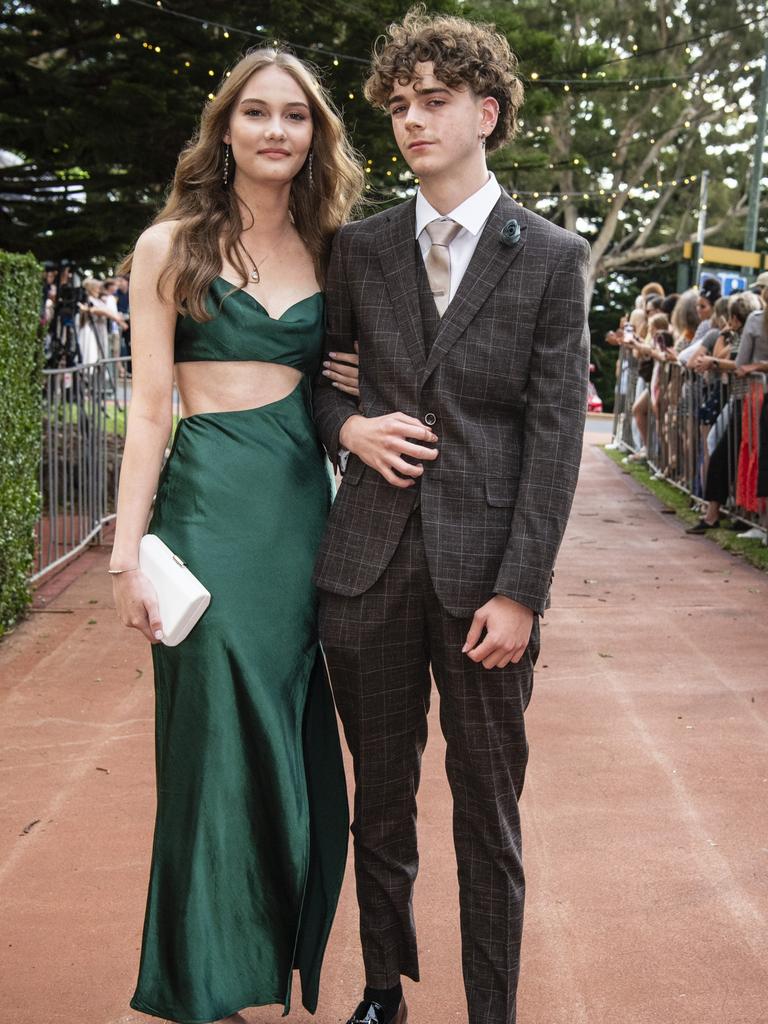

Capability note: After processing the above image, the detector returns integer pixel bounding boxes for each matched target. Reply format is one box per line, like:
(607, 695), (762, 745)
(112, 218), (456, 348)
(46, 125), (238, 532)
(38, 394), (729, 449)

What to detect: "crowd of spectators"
(605, 270), (768, 541)
(41, 265), (131, 374)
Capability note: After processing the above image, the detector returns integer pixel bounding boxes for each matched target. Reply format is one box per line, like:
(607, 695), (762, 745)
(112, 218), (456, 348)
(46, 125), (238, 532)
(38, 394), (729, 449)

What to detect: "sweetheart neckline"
(215, 277), (323, 322)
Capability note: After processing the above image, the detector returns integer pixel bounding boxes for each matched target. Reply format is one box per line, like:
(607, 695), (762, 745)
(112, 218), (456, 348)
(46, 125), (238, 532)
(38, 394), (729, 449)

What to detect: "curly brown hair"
(364, 6), (524, 153)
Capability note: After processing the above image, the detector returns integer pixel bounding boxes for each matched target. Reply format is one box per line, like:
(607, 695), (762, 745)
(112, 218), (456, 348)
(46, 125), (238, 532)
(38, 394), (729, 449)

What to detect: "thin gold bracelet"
(107, 567), (139, 575)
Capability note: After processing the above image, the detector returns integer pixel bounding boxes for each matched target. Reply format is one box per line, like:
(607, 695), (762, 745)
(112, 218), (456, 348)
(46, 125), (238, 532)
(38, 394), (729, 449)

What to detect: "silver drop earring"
(308, 150), (314, 188)
(223, 143), (230, 186)
(479, 132), (486, 150)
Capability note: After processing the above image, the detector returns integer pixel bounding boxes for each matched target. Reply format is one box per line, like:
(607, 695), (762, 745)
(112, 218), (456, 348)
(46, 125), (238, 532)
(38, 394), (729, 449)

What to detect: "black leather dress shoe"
(346, 998), (408, 1024)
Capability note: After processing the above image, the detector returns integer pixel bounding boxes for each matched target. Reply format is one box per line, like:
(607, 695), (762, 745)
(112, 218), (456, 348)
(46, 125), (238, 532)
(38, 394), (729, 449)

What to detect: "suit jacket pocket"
(485, 476), (519, 507)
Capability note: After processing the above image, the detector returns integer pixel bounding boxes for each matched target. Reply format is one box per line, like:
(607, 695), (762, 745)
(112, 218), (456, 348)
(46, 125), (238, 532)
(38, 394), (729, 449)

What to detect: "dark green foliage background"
(0, 251), (42, 635)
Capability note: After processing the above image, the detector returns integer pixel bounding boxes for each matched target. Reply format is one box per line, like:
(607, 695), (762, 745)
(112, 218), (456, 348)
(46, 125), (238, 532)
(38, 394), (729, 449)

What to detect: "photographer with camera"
(44, 260), (82, 368)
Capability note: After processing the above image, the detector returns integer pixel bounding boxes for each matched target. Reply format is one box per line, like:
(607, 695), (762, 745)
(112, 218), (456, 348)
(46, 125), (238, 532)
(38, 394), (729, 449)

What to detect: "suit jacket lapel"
(378, 200), (426, 373)
(423, 193), (529, 381)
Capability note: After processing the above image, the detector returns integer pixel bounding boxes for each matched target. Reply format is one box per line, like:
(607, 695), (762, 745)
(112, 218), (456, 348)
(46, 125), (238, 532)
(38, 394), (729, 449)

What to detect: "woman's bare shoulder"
(133, 220), (179, 268)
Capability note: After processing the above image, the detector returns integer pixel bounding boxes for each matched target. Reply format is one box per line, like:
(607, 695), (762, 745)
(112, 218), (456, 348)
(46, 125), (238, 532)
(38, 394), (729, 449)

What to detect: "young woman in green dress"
(110, 49), (364, 1024)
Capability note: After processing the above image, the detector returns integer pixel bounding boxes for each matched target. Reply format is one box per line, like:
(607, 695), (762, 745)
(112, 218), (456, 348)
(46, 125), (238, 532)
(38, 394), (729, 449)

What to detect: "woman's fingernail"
(323, 361), (330, 368)
(154, 630), (163, 640)
(322, 370), (330, 376)
(331, 382), (338, 388)
(462, 643), (469, 653)
(328, 351), (337, 357)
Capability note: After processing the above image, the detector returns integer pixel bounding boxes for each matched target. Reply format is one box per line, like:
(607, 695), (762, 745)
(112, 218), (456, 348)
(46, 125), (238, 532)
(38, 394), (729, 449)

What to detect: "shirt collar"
(415, 172), (501, 240)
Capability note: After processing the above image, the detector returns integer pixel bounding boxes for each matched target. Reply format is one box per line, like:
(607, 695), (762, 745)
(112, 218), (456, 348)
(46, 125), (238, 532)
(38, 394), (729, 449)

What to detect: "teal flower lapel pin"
(500, 219), (521, 247)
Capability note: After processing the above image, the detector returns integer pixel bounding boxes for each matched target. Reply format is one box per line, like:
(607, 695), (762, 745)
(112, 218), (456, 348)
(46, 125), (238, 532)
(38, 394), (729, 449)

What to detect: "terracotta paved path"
(1, 431), (766, 1024)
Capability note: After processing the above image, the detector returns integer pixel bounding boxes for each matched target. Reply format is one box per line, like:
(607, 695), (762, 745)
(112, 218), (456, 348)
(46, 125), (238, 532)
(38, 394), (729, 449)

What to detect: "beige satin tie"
(425, 219), (462, 317)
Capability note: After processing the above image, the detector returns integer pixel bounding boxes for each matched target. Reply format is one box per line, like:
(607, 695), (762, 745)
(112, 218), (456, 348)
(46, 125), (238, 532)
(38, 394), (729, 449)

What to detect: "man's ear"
(480, 96), (500, 136)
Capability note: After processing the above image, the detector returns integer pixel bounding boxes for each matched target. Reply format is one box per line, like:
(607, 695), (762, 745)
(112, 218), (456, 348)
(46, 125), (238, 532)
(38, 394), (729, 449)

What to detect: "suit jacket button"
(424, 412), (437, 426)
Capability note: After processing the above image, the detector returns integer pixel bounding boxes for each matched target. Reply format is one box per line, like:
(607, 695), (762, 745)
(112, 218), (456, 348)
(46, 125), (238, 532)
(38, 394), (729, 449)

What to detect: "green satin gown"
(130, 278), (348, 1024)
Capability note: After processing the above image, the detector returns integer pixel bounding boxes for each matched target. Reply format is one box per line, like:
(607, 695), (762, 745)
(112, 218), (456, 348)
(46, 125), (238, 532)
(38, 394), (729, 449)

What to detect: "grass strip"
(600, 445), (768, 573)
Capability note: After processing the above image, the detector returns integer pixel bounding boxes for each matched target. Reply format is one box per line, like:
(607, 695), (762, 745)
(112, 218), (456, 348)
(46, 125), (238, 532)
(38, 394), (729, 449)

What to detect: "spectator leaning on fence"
(691, 277), (722, 344)
(669, 288), (699, 352)
(731, 288), (767, 533)
(639, 281), (665, 308)
(682, 297), (731, 490)
(624, 311), (671, 462)
(604, 286), (671, 453)
(750, 270), (768, 299)
(753, 283), (768, 520)
(660, 292), (679, 320)
(733, 286), (768, 376)
(77, 278), (127, 365)
(668, 287), (703, 451)
(686, 289), (763, 535)
(694, 291), (763, 376)
(678, 284), (725, 368)
(102, 278), (122, 360)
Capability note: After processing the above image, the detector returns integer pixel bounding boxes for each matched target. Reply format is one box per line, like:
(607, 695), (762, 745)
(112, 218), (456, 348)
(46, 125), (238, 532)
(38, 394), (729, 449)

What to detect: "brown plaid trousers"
(313, 192), (590, 1024)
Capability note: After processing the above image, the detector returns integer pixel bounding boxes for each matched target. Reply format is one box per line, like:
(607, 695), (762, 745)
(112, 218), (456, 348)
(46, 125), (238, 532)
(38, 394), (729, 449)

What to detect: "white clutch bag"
(139, 534), (211, 647)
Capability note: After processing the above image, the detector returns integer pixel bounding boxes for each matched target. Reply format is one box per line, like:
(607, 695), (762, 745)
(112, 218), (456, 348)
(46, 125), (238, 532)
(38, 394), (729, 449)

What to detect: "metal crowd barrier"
(609, 346), (767, 531)
(33, 357), (179, 582)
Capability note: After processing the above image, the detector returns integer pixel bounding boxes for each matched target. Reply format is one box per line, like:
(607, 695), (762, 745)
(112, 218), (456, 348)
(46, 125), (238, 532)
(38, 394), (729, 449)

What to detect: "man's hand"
(339, 412), (438, 488)
(463, 595), (534, 669)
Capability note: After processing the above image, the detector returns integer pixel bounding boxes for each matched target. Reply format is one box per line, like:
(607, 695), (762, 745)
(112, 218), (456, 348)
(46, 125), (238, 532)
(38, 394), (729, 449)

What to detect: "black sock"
(363, 983), (402, 1021)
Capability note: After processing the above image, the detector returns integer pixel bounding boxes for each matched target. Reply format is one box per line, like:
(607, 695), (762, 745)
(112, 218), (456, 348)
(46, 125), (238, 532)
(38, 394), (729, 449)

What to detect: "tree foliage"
(478, 0), (768, 297)
(0, 0), (454, 265)
(1, 0), (766, 294)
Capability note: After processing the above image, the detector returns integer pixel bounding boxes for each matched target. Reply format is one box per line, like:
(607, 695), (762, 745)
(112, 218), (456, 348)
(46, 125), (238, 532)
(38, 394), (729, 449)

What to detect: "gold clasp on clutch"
(172, 554), (186, 567)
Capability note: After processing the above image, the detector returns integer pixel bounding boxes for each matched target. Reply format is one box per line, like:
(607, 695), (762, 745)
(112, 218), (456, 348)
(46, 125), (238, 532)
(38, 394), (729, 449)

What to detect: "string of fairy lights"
(366, 168), (703, 207)
(122, 0), (767, 85)
(116, 0), (766, 209)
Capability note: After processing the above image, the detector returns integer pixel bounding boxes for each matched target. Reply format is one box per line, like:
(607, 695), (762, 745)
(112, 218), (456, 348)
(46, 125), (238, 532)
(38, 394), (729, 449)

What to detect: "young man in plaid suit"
(313, 10), (591, 1024)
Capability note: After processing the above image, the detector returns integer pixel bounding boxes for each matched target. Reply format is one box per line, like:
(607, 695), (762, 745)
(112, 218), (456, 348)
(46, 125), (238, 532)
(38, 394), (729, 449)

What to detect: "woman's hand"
(736, 363), (758, 377)
(322, 341), (360, 397)
(112, 569), (164, 643)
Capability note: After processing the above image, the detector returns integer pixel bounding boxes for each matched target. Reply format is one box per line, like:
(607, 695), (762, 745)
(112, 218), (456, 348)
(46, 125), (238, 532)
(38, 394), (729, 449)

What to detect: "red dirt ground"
(1, 431), (766, 1024)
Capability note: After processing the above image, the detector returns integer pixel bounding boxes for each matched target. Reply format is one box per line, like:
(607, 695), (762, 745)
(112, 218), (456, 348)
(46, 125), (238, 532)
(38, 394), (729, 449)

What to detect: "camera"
(45, 260), (86, 368)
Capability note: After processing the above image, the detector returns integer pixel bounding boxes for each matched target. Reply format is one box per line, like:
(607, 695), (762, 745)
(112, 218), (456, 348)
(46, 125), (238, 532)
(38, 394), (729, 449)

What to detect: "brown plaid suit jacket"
(313, 190), (590, 617)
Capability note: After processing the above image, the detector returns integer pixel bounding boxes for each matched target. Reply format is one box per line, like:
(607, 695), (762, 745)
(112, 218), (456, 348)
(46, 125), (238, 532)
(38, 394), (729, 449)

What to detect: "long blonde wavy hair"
(122, 49), (364, 321)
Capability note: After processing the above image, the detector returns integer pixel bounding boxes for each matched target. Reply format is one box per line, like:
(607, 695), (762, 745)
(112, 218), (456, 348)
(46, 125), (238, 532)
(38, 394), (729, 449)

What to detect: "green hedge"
(0, 251), (42, 636)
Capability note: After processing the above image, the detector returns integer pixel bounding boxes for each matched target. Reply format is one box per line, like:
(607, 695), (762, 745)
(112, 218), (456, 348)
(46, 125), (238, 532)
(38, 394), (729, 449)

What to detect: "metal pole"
(693, 169), (709, 283)
(743, 39), (768, 271)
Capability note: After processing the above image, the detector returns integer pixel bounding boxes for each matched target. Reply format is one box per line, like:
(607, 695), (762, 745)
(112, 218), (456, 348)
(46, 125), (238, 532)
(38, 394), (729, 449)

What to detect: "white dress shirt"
(415, 172), (502, 303)
(337, 174), (501, 472)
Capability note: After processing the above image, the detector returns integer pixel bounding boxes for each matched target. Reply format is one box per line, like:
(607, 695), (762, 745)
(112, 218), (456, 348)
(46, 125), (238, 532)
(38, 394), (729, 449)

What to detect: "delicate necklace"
(237, 223), (291, 284)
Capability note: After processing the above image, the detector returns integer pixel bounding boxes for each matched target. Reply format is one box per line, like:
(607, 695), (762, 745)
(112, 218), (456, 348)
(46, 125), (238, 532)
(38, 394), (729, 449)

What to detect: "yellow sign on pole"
(682, 242), (764, 269)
